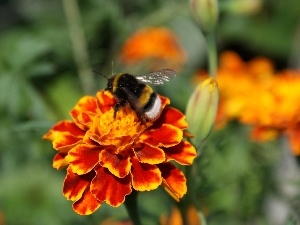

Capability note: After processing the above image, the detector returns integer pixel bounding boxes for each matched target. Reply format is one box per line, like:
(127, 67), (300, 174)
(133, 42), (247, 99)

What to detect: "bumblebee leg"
(113, 100), (127, 118)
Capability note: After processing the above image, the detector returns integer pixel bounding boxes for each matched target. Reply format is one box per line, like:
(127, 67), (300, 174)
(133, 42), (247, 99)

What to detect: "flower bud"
(190, 0), (219, 33)
(186, 77), (219, 146)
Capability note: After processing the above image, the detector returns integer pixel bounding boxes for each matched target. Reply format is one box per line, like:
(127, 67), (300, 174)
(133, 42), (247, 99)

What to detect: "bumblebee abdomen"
(142, 92), (162, 121)
(129, 84), (162, 121)
(136, 85), (153, 108)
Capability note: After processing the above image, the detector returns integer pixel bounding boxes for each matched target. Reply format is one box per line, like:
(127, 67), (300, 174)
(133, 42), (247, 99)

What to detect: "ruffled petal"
(43, 121), (84, 153)
(164, 141), (197, 165)
(76, 112), (97, 129)
(70, 96), (98, 130)
(85, 114), (109, 144)
(134, 144), (165, 164)
(96, 91), (116, 113)
(131, 157), (162, 191)
(99, 150), (132, 178)
(91, 167), (132, 207)
(53, 135), (83, 153)
(159, 95), (170, 109)
(72, 188), (102, 215)
(158, 163), (187, 201)
(43, 121), (85, 139)
(53, 153), (69, 169)
(154, 107), (188, 129)
(63, 167), (95, 201)
(67, 144), (101, 175)
(138, 124), (182, 148)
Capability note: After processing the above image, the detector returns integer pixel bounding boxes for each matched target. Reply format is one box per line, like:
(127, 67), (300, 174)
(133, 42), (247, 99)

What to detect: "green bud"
(190, 0), (219, 33)
(186, 77), (219, 146)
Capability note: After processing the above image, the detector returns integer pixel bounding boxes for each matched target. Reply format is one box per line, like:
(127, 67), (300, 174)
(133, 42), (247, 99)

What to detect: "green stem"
(62, 0), (95, 94)
(206, 31), (218, 78)
(124, 191), (143, 225)
(177, 164), (202, 225)
(177, 136), (208, 225)
(181, 165), (194, 225)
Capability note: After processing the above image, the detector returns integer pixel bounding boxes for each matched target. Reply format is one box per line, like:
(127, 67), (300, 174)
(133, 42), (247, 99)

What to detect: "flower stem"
(178, 164), (202, 225)
(179, 165), (194, 225)
(206, 31), (218, 78)
(124, 190), (143, 225)
(62, 0), (95, 94)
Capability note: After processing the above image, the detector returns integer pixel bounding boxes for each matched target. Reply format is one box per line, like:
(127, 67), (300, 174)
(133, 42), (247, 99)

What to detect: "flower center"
(96, 105), (147, 151)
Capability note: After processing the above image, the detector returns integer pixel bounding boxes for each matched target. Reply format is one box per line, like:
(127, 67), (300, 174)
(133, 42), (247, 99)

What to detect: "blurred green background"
(0, 0), (300, 224)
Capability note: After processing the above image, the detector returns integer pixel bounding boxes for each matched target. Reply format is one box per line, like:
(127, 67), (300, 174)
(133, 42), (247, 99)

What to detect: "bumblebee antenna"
(111, 61), (114, 76)
(93, 70), (108, 80)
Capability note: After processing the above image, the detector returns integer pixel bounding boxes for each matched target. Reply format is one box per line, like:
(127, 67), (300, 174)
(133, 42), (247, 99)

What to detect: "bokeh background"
(0, 0), (300, 224)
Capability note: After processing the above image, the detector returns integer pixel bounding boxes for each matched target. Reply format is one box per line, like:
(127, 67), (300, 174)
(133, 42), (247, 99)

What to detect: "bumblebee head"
(106, 78), (113, 92)
(93, 70), (111, 91)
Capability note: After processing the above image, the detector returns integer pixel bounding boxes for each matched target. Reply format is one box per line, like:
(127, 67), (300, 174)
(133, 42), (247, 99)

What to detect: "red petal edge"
(73, 188), (101, 215)
(131, 157), (162, 191)
(63, 167), (95, 201)
(91, 166), (132, 207)
(158, 163), (187, 201)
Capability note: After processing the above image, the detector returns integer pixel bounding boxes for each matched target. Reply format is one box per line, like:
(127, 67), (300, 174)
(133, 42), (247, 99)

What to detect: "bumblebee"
(100, 69), (176, 122)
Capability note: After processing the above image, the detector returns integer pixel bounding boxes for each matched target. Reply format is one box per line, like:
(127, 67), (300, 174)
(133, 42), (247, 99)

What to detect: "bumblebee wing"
(135, 69), (176, 86)
(120, 87), (142, 111)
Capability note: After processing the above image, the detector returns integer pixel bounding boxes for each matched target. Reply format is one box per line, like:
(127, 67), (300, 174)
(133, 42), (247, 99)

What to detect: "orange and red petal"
(99, 150), (132, 178)
(164, 141), (197, 165)
(134, 144), (165, 164)
(43, 121), (84, 153)
(76, 112), (96, 129)
(53, 134), (83, 153)
(53, 153), (69, 169)
(96, 91), (116, 113)
(63, 167), (95, 201)
(158, 163), (187, 201)
(154, 107), (188, 130)
(138, 124), (182, 148)
(67, 144), (102, 175)
(86, 115), (105, 144)
(73, 188), (102, 215)
(70, 96), (98, 130)
(71, 96), (98, 115)
(131, 157), (162, 191)
(43, 121), (84, 140)
(91, 166), (132, 207)
(160, 95), (171, 109)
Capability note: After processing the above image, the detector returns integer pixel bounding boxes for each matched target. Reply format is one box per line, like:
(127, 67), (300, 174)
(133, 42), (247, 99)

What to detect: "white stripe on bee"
(145, 95), (162, 121)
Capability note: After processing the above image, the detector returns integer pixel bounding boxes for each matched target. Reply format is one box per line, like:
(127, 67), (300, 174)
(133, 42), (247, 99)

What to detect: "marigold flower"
(43, 91), (196, 215)
(120, 27), (187, 70)
(198, 51), (300, 155)
(160, 205), (201, 225)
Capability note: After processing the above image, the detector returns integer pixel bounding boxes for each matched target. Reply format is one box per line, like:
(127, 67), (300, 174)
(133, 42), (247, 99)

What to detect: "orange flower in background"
(43, 91), (196, 215)
(215, 51), (274, 126)
(199, 51), (300, 155)
(239, 71), (300, 155)
(160, 205), (201, 225)
(120, 27), (187, 70)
